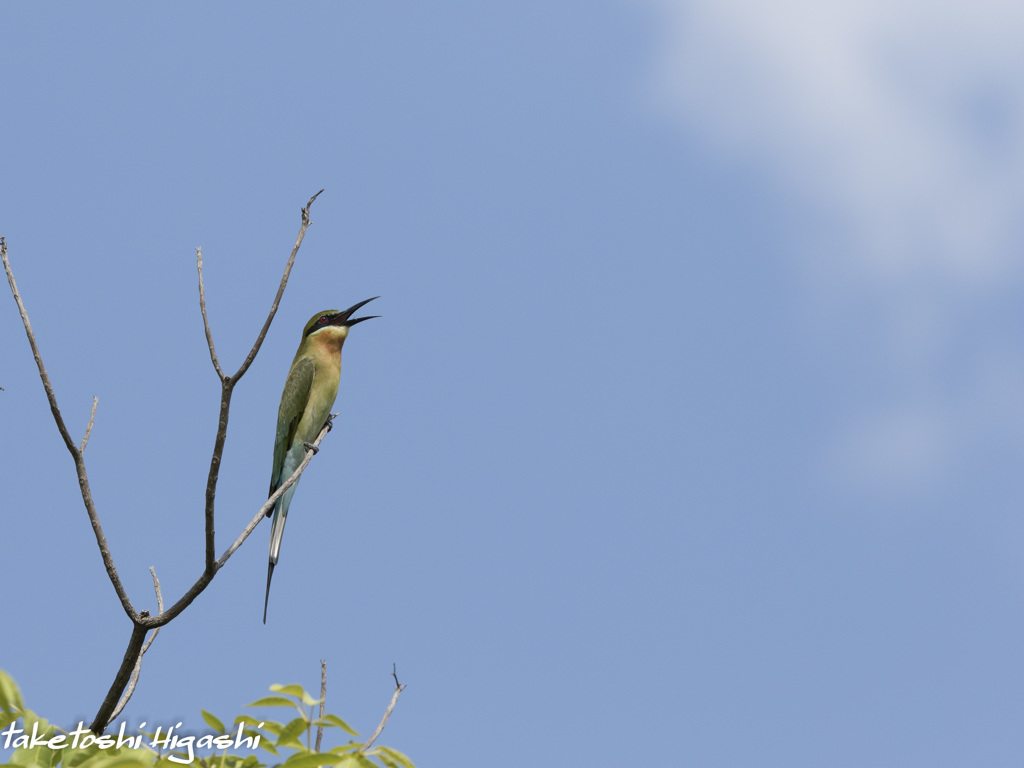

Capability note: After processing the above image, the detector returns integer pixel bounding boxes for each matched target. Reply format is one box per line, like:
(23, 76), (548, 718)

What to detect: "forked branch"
(1, 237), (137, 622)
(106, 567), (165, 726)
(200, 189), (323, 575)
(2, 191), (329, 734)
(360, 665), (407, 755)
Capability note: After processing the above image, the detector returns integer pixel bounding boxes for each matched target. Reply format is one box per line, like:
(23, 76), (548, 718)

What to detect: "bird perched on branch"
(264, 299), (378, 623)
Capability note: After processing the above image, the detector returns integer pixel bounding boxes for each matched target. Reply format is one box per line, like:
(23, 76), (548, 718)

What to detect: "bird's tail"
(268, 501), (288, 565)
(263, 561), (275, 624)
(263, 500), (289, 623)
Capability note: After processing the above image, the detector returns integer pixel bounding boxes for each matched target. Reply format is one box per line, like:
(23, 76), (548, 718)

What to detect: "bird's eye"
(318, 316), (328, 323)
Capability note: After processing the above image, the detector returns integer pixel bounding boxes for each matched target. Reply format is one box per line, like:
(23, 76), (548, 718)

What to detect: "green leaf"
(64, 744), (138, 768)
(373, 747), (415, 768)
(280, 755), (347, 768)
(201, 710), (226, 733)
(275, 717), (308, 748)
(247, 696), (297, 709)
(73, 756), (152, 768)
(240, 717), (282, 736)
(328, 744), (359, 755)
(10, 710), (58, 768)
(269, 684), (307, 701)
(218, 756), (258, 768)
(320, 716), (357, 737)
(0, 670), (25, 712)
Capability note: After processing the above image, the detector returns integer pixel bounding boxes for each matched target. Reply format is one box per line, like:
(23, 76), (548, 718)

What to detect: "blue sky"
(2, 2), (1024, 766)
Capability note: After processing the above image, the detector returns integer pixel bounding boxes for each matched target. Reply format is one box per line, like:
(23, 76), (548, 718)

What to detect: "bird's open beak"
(334, 296), (380, 327)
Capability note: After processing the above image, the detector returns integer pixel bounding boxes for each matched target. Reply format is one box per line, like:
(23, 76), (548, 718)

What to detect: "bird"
(263, 299), (378, 623)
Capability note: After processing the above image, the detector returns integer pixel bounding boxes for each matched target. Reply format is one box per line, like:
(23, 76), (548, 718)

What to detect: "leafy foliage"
(0, 671), (412, 768)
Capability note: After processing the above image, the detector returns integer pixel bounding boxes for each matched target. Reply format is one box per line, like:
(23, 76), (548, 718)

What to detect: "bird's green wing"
(269, 357), (315, 496)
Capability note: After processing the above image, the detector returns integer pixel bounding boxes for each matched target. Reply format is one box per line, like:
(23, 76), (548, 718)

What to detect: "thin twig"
(2, 237), (138, 622)
(7, 192), (327, 735)
(201, 189), (322, 576)
(143, 567), (165, 641)
(2, 236), (78, 456)
(234, 189), (323, 382)
(80, 397), (98, 453)
(360, 665), (407, 755)
(315, 660), (327, 752)
(106, 568), (164, 725)
(213, 415), (335, 571)
(90, 192), (324, 732)
(196, 247), (224, 380)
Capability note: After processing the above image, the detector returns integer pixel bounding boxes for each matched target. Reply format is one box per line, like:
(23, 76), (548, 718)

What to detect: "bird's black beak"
(335, 296), (380, 327)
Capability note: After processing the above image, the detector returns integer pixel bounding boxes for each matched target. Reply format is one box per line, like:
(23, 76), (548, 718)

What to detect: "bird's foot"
(303, 441), (319, 455)
(323, 413), (335, 433)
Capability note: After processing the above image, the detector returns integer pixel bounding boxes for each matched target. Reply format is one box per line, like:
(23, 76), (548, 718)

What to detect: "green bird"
(264, 299), (378, 623)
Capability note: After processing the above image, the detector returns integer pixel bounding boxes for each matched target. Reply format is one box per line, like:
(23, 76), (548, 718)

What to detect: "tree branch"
(360, 665), (407, 755)
(89, 416), (332, 729)
(79, 396), (98, 453)
(315, 659), (327, 752)
(2, 237), (80, 456)
(89, 621), (149, 733)
(235, 189), (322, 382)
(106, 567), (165, 726)
(203, 383), (231, 575)
(137, 415), (331, 629)
(200, 189), (322, 575)
(212, 415), (335, 573)
(7, 191), (329, 735)
(196, 247), (224, 380)
(2, 237), (139, 623)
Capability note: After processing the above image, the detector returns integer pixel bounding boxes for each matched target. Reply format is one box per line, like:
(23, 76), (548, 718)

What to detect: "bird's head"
(303, 298), (379, 345)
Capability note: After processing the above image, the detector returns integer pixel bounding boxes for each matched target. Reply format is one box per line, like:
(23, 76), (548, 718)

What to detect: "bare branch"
(133, 411), (333, 633)
(90, 621), (148, 733)
(233, 189), (323, 382)
(315, 660), (327, 752)
(201, 189), (322, 575)
(2, 237), (78, 455)
(106, 568), (165, 726)
(196, 247), (224, 380)
(80, 396), (98, 453)
(213, 414), (335, 573)
(360, 665), (407, 755)
(203, 384), (230, 575)
(10, 192), (328, 734)
(143, 567), (165, 642)
(2, 238), (139, 623)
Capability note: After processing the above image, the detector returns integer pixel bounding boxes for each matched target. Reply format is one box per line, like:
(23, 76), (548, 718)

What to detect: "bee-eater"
(264, 299), (378, 623)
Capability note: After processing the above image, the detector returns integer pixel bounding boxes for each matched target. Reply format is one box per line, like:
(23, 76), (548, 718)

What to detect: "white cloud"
(646, 0), (1024, 285)
(644, 0), (1024, 485)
